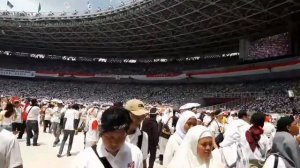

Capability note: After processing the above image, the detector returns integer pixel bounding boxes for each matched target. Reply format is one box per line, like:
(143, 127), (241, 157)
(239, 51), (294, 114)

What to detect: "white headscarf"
(175, 111), (196, 139)
(168, 125), (224, 168)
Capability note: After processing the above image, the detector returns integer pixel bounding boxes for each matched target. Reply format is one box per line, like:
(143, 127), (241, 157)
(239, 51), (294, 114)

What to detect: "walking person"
(142, 107), (160, 168)
(51, 100), (65, 147)
(12, 99), (26, 139)
(25, 99), (41, 146)
(44, 104), (54, 133)
(74, 107), (143, 168)
(57, 104), (79, 157)
(163, 110), (197, 167)
(0, 103), (16, 132)
(85, 107), (100, 148)
(125, 99), (149, 168)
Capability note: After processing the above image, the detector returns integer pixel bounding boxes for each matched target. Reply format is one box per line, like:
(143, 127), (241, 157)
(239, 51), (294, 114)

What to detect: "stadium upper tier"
(0, 0), (299, 58)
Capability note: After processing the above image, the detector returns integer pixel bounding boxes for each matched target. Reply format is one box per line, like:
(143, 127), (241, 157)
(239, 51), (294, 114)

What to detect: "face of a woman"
(288, 120), (299, 136)
(184, 118), (198, 133)
(102, 130), (127, 155)
(197, 137), (213, 162)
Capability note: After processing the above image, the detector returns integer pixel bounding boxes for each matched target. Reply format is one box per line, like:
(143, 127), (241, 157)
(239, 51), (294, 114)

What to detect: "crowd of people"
(0, 55), (239, 75)
(248, 33), (290, 60)
(0, 77), (299, 112)
(0, 96), (300, 168)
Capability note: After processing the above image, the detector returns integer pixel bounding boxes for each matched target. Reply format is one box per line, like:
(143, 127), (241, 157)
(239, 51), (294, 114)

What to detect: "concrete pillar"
(239, 39), (250, 60)
(288, 16), (300, 56)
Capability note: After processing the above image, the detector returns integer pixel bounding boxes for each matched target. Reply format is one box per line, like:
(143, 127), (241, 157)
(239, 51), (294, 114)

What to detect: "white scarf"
(175, 111), (196, 139)
(168, 125), (224, 168)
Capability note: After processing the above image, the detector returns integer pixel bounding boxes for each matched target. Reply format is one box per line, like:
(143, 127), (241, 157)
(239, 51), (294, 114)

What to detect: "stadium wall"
(1, 57), (300, 83)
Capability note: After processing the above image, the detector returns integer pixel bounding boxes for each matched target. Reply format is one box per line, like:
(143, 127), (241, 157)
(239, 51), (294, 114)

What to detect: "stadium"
(0, 0), (300, 168)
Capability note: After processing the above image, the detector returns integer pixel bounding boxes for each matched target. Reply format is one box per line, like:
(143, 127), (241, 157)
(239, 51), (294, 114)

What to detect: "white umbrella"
(179, 103), (201, 110)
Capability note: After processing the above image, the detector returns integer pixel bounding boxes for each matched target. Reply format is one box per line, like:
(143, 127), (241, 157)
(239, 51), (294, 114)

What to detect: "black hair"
(277, 116), (294, 132)
(238, 110), (248, 119)
(113, 102), (123, 108)
(31, 99), (39, 106)
(250, 112), (266, 127)
(214, 109), (222, 116)
(71, 104), (80, 110)
(4, 103), (15, 118)
(100, 107), (131, 135)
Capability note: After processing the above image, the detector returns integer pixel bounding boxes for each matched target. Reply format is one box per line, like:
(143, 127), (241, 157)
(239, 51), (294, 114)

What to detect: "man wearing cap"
(51, 100), (65, 147)
(74, 107), (143, 168)
(125, 99), (149, 168)
(142, 108), (159, 168)
(207, 109), (225, 138)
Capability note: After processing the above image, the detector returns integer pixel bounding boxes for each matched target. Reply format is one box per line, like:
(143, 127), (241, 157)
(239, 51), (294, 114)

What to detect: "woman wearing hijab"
(167, 125), (225, 168)
(163, 111), (197, 167)
(263, 116), (300, 168)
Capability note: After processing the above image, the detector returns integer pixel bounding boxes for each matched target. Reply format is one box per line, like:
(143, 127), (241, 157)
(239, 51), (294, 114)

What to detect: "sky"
(0, 0), (134, 13)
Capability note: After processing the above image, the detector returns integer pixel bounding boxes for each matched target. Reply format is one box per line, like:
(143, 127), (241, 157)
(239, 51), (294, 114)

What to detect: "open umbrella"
(179, 103), (201, 110)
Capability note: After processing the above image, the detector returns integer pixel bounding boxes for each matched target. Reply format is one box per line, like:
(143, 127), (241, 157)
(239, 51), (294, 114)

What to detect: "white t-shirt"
(263, 155), (286, 168)
(44, 108), (53, 121)
(263, 122), (276, 138)
(0, 128), (23, 168)
(75, 109), (81, 120)
(64, 109), (77, 130)
(208, 119), (224, 137)
(86, 118), (99, 142)
(126, 128), (149, 160)
(51, 107), (65, 123)
(74, 141), (143, 168)
(13, 107), (22, 123)
(26, 106), (40, 121)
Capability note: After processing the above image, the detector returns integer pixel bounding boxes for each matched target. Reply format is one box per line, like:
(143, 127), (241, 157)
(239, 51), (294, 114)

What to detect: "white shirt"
(241, 133), (269, 161)
(26, 106), (40, 121)
(163, 133), (182, 167)
(64, 109), (77, 130)
(13, 107), (22, 123)
(86, 118), (99, 142)
(263, 122), (276, 138)
(75, 109), (81, 120)
(0, 128), (23, 168)
(263, 155), (286, 168)
(208, 119), (224, 137)
(126, 128), (149, 160)
(44, 108), (53, 121)
(51, 107), (65, 123)
(74, 141), (143, 168)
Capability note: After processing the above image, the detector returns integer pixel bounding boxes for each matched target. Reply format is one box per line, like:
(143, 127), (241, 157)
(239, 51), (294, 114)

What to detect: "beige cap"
(125, 99), (148, 116)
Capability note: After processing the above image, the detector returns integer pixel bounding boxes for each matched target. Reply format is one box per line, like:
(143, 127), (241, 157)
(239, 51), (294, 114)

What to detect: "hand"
(212, 136), (218, 149)
(219, 127), (225, 133)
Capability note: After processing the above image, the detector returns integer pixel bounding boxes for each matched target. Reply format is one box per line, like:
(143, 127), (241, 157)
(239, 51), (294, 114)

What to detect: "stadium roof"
(0, 0), (299, 59)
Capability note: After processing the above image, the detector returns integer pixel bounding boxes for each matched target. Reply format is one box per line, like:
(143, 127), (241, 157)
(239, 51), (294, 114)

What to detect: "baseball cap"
(100, 107), (131, 135)
(125, 99), (148, 116)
